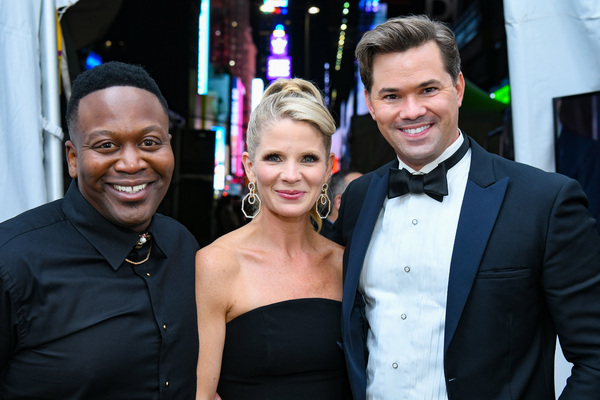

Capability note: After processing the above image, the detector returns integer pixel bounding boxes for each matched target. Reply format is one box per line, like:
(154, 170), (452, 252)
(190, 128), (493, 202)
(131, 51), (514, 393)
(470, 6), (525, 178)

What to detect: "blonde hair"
(246, 78), (336, 231)
(246, 78), (336, 159)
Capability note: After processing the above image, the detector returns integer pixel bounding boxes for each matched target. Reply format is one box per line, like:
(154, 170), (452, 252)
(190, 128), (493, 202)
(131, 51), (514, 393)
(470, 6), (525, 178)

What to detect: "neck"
(250, 212), (318, 254)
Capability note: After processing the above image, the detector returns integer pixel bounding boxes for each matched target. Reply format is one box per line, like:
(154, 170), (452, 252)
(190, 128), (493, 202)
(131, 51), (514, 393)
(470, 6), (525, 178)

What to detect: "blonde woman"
(195, 79), (351, 399)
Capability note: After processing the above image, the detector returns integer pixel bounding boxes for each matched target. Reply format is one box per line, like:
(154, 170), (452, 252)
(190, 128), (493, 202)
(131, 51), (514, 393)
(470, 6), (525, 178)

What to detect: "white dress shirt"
(359, 135), (471, 400)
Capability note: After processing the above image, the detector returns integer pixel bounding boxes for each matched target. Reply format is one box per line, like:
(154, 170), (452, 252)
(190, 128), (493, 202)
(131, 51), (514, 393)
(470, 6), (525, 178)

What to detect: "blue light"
(197, 0), (210, 95)
(85, 51), (102, 70)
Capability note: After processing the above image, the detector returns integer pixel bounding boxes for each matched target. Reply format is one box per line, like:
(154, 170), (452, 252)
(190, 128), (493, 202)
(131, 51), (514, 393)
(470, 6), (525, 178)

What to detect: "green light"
(491, 84), (510, 104)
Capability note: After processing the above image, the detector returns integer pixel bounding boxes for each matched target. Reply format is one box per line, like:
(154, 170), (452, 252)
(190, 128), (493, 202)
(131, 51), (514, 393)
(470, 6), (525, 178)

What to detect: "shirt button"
(401, 313), (407, 320)
(392, 362), (398, 369)
(146, 272), (151, 277)
(404, 266), (410, 273)
(412, 219), (418, 225)
(163, 324), (167, 330)
(165, 381), (169, 387)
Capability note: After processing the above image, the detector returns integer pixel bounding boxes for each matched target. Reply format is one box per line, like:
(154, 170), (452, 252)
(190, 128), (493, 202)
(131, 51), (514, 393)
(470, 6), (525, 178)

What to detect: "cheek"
(311, 169), (328, 187)
(253, 166), (275, 187)
(158, 155), (175, 177)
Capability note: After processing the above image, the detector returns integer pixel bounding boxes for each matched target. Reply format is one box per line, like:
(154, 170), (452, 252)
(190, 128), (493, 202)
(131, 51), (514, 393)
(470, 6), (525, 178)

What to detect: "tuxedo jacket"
(332, 136), (600, 400)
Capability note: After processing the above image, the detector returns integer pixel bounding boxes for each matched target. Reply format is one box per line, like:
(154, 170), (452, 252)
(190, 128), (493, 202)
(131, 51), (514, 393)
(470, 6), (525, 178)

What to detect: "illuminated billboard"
(266, 55), (291, 80)
(266, 24), (291, 81)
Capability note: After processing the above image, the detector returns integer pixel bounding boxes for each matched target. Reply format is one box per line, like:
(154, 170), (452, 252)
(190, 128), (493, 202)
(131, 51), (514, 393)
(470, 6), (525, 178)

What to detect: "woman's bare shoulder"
(317, 233), (344, 255)
(195, 229), (248, 282)
(312, 233), (344, 273)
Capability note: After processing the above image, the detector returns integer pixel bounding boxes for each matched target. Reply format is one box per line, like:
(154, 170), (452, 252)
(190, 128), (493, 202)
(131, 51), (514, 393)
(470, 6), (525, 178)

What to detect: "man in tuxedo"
(332, 15), (600, 400)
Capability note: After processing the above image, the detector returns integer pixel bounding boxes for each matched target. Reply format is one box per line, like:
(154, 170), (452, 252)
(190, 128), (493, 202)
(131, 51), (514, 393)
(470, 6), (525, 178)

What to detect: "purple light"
(266, 55), (292, 80)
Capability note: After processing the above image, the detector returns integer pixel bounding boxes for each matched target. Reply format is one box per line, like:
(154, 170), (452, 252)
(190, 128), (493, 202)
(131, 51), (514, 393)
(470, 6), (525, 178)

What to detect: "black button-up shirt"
(0, 182), (200, 399)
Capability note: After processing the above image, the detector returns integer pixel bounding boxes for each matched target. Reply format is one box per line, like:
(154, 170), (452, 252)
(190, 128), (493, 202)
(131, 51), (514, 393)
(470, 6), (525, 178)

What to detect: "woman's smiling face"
(243, 118), (332, 220)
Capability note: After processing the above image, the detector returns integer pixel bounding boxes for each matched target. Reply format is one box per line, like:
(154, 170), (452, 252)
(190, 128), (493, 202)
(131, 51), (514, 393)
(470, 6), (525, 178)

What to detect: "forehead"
(371, 41), (446, 85)
(258, 119), (326, 151)
(78, 86), (164, 113)
(72, 86), (168, 140)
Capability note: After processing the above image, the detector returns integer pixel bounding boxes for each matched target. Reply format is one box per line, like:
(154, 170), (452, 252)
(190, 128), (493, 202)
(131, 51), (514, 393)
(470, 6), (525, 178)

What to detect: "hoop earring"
(241, 182), (261, 219)
(316, 183), (331, 219)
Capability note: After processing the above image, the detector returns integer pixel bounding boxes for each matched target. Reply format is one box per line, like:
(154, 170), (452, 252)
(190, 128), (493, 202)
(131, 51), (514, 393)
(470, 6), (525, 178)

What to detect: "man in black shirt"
(0, 62), (200, 399)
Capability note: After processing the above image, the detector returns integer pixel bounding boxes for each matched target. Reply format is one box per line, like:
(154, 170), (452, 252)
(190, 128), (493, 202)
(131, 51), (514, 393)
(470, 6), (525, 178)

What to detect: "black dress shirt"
(0, 181), (200, 399)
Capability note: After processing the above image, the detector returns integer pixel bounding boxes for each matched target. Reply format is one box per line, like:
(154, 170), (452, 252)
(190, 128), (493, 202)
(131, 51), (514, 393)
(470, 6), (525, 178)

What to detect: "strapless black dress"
(216, 298), (352, 399)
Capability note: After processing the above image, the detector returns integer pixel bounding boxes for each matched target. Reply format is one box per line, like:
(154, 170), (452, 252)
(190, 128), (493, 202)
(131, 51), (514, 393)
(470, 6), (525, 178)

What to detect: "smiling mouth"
(113, 184), (147, 194)
(401, 124), (431, 134)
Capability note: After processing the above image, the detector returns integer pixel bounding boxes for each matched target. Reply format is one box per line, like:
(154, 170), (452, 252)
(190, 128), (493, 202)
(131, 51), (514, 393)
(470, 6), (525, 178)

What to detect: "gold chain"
(125, 242), (152, 265)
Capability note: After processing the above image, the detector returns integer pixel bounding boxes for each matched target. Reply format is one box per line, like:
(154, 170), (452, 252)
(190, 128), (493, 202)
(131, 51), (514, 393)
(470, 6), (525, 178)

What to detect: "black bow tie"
(388, 136), (470, 202)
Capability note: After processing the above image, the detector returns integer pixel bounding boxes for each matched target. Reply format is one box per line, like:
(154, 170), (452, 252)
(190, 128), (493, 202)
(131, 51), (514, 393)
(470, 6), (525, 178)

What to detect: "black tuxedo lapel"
(342, 163), (392, 322)
(444, 137), (509, 352)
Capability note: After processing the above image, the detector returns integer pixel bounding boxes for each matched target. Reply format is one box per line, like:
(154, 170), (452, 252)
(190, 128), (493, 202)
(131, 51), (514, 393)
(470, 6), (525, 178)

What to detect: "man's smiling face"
(65, 86), (173, 232)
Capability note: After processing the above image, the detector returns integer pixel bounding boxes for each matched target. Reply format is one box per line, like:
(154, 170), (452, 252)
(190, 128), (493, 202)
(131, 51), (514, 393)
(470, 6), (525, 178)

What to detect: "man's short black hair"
(329, 168), (361, 198)
(66, 61), (169, 135)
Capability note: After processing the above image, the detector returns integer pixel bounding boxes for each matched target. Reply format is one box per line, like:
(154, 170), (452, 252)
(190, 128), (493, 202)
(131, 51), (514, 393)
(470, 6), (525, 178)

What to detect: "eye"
(422, 87), (438, 95)
(264, 153), (281, 162)
(302, 154), (319, 163)
(94, 141), (118, 152)
(141, 138), (160, 148)
(383, 94), (399, 100)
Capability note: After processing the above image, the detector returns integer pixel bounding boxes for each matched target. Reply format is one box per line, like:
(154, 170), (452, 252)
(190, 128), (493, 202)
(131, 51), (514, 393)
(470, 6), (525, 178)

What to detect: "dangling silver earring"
(316, 183), (331, 219)
(241, 182), (261, 219)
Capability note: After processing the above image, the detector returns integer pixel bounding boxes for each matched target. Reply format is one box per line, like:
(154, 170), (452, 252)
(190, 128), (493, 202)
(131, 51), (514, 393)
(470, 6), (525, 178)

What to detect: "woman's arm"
(195, 245), (232, 400)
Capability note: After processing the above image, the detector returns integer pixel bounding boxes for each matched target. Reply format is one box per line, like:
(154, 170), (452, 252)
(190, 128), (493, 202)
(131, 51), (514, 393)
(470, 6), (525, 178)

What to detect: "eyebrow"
(417, 79), (443, 88)
(375, 79), (443, 97)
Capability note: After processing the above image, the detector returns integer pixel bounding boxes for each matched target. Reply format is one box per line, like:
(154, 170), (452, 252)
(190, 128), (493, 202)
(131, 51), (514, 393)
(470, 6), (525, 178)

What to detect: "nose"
(114, 145), (147, 173)
(399, 95), (426, 121)
(280, 160), (301, 183)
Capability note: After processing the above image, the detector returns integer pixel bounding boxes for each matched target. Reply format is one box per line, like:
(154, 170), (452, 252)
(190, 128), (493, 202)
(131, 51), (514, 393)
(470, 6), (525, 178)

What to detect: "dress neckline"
(227, 297), (341, 325)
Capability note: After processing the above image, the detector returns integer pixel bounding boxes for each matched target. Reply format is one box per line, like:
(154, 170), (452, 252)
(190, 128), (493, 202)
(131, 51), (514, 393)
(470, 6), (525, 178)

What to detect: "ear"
(65, 140), (78, 179)
(333, 194), (343, 211)
(326, 152), (335, 180)
(455, 72), (465, 108)
(365, 88), (376, 121)
(241, 152), (256, 182)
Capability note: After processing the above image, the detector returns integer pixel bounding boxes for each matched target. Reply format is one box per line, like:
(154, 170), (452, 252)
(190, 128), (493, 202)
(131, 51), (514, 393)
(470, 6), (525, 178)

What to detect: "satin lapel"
(444, 162), (509, 353)
(342, 169), (390, 322)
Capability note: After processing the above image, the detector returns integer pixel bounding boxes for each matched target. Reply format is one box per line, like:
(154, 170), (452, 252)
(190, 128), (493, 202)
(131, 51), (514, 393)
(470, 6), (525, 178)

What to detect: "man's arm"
(543, 179), (600, 398)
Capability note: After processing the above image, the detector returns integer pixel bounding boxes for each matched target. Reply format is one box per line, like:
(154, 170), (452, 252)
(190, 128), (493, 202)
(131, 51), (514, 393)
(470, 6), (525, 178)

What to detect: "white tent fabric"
(0, 0), (77, 223)
(0, 0), (47, 223)
(504, 0), (600, 394)
(504, 0), (600, 171)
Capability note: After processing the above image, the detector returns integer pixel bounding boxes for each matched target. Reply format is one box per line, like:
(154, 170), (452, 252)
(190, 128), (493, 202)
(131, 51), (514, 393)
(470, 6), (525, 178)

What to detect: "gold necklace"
(125, 233), (152, 265)
(125, 242), (152, 265)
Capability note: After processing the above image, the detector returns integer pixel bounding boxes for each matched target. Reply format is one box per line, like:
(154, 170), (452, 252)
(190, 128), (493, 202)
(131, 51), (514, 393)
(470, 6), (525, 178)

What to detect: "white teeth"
(402, 124), (431, 134)
(114, 184), (147, 194)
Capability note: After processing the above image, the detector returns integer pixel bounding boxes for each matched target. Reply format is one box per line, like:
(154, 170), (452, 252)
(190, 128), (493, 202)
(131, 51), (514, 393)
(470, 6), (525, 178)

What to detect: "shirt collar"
(397, 131), (465, 175)
(61, 181), (163, 271)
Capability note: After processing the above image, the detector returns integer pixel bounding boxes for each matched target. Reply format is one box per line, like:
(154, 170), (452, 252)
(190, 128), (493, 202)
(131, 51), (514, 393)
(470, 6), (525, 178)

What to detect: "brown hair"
(355, 14), (461, 93)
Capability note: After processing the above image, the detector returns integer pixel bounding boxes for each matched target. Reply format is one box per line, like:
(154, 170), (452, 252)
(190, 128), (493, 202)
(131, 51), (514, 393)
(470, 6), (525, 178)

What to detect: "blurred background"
(54, 0), (511, 245)
(2, 2), (598, 388)
(2, 0), (599, 247)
